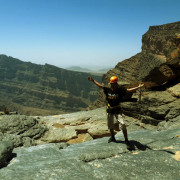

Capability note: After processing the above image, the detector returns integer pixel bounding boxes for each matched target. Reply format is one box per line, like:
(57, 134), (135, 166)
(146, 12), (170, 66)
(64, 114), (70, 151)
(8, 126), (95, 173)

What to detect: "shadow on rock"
(116, 140), (175, 155)
(129, 140), (152, 151)
(0, 153), (17, 169)
(9, 153), (17, 161)
(116, 140), (151, 151)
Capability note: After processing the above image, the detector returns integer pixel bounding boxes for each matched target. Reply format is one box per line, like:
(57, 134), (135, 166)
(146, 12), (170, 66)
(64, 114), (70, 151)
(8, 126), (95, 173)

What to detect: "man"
(88, 76), (144, 147)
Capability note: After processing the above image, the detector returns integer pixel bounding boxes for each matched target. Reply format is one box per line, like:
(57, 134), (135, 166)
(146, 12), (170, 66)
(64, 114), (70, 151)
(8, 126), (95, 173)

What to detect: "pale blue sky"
(0, 0), (179, 69)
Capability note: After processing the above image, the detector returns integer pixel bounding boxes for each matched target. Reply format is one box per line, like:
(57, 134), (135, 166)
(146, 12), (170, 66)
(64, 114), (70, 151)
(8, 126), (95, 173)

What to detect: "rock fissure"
(79, 151), (130, 163)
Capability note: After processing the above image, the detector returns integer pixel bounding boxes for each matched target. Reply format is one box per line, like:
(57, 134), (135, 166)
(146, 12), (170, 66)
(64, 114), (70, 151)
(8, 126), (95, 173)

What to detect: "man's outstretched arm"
(88, 76), (103, 89)
(127, 83), (144, 92)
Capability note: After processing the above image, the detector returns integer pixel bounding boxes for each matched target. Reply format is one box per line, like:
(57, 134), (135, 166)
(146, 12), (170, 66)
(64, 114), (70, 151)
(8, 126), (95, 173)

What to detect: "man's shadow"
(116, 140), (175, 155)
(116, 140), (150, 151)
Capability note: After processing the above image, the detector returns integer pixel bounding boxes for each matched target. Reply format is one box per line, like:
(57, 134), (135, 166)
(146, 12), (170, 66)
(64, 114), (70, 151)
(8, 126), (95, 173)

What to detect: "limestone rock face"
(142, 22), (180, 84)
(91, 22), (180, 129)
(102, 21), (180, 86)
(103, 53), (167, 84)
(142, 22), (180, 56)
(93, 22), (180, 116)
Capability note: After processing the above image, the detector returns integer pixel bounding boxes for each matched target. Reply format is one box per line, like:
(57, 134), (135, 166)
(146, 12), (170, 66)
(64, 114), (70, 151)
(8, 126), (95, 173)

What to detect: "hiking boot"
(108, 136), (116, 143)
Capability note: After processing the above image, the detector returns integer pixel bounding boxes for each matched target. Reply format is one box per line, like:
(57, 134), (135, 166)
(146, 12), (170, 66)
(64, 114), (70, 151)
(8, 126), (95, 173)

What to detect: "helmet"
(109, 76), (118, 83)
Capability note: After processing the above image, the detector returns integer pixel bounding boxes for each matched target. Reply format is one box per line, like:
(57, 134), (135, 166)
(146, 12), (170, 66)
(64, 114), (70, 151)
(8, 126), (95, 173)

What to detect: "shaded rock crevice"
(0, 141), (15, 168)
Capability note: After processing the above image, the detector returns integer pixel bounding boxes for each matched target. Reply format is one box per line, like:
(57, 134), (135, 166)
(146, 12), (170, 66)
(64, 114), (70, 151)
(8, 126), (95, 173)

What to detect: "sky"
(0, 0), (179, 69)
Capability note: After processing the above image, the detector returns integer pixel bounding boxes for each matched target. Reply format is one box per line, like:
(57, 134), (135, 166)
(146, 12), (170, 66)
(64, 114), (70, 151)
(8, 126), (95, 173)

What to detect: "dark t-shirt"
(103, 85), (127, 107)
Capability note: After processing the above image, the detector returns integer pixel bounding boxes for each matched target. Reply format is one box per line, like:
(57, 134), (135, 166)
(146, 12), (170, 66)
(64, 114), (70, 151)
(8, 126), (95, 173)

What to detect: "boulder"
(40, 128), (77, 143)
(121, 87), (180, 125)
(168, 83), (180, 97)
(0, 115), (47, 147)
(88, 124), (110, 138)
(67, 133), (93, 144)
(39, 108), (112, 144)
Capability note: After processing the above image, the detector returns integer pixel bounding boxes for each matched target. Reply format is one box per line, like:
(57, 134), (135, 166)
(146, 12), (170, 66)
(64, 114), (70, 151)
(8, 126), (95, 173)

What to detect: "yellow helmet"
(109, 76), (118, 83)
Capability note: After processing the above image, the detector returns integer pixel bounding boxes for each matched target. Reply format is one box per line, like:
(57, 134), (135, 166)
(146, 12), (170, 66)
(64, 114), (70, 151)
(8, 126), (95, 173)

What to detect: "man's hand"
(88, 76), (103, 88)
(138, 83), (144, 88)
(88, 76), (94, 82)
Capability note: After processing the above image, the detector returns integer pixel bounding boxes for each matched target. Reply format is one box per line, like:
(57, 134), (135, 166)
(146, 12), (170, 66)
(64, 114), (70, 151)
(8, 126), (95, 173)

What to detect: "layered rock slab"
(0, 127), (179, 180)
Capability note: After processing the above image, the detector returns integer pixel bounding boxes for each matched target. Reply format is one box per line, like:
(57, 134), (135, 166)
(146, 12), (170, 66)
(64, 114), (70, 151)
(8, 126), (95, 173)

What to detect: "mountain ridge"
(0, 55), (102, 115)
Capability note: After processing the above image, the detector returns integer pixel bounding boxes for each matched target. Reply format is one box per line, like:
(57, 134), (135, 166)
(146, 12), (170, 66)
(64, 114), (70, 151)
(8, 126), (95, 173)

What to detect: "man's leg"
(108, 129), (116, 143)
(117, 114), (130, 145)
(122, 125), (129, 142)
(107, 113), (116, 143)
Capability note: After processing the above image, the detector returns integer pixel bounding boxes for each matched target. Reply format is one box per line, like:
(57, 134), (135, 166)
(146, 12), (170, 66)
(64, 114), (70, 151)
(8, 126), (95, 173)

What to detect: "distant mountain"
(0, 55), (102, 115)
(66, 66), (92, 72)
(66, 66), (112, 74)
(98, 68), (112, 73)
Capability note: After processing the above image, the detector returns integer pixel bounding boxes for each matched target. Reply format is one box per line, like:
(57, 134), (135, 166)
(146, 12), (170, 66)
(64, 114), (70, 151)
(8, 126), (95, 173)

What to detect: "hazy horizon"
(0, 0), (179, 68)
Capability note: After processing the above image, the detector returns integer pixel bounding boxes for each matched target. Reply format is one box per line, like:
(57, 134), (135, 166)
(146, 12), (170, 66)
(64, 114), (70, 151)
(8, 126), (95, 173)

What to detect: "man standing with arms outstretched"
(88, 76), (144, 147)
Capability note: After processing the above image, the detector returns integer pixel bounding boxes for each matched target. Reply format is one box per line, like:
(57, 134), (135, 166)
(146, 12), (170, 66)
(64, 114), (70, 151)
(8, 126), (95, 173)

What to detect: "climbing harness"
(106, 104), (121, 114)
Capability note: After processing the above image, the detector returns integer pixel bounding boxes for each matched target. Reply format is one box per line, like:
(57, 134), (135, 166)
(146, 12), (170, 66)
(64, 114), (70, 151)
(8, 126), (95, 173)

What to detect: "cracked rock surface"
(0, 126), (179, 180)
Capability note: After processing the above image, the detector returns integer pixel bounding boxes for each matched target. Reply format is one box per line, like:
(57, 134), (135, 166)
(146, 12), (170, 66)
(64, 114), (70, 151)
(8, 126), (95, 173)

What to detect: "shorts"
(107, 112), (125, 130)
